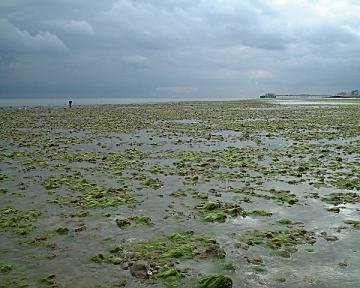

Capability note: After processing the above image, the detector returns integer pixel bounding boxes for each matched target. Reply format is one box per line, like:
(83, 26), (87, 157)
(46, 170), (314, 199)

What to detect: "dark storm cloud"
(0, 0), (359, 98)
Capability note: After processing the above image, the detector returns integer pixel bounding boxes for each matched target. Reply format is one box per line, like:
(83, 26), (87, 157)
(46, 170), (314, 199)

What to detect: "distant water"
(272, 99), (360, 105)
(0, 97), (250, 108)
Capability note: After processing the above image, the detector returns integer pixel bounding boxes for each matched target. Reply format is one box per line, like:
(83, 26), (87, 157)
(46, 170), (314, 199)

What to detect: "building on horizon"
(260, 93), (276, 98)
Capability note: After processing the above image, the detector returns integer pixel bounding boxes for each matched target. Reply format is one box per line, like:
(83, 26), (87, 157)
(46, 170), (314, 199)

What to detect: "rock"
(116, 218), (131, 228)
(324, 235), (339, 241)
(246, 256), (263, 265)
(235, 242), (249, 250)
(123, 251), (136, 259)
(202, 243), (226, 259)
(74, 224), (86, 232)
(344, 219), (360, 225)
(338, 261), (348, 267)
(130, 260), (150, 278)
(320, 232), (339, 241)
(112, 279), (127, 287)
(120, 262), (129, 270)
(327, 207), (340, 213)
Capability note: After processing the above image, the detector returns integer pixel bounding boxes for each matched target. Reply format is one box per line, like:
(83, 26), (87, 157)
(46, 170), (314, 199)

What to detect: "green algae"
(241, 210), (272, 217)
(39, 274), (56, 287)
(223, 262), (237, 271)
(107, 256), (123, 265)
(343, 220), (360, 229)
(0, 207), (41, 235)
(0, 188), (8, 194)
(195, 200), (241, 222)
(94, 279), (127, 287)
(116, 215), (153, 228)
(0, 263), (14, 272)
(115, 218), (131, 228)
(170, 187), (198, 198)
(90, 253), (105, 263)
(267, 189), (298, 205)
(240, 228), (316, 257)
(56, 149), (146, 176)
(322, 192), (360, 205)
(203, 212), (227, 223)
(149, 164), (167, 174)
(213, 147), (258, 169)
(16, 182), (28, 190)
(277, 218), (292, 225)
(163, 243), (195, 258)
(70, 210), (89, 218)
(0, 247), (8, 254)
(156, 267), (184, 279)
(55, 227), (69, 235)
(44, 175), (137, 208)
(196, 274), (232, 288)
(129, 215), (153, 225)
(333, 178), (360, 190)
(0, 279), (29, 288)
(92, 231), (225, 280)
(140, 177), (163, 189)
(20, 231), (57, 249)
(230, 187), (298, 205)
(0, 173), (8, 182)
(170, 189), (188, 197)
(126, 232), (199, 263)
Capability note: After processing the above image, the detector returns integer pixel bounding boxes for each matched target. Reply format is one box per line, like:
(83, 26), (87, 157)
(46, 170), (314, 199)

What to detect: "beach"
(0, 99), (359, 287)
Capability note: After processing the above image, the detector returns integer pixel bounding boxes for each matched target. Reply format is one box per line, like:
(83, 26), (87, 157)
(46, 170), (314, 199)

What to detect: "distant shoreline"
(1, 97), (360, 109)
(0, 97), (256, 108)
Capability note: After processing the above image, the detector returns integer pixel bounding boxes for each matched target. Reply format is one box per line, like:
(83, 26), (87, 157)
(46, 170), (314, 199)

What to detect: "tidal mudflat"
(0, 100), (359, 288)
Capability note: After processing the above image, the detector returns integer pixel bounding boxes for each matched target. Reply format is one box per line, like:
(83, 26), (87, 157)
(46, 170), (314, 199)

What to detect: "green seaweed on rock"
(240, 228), (316, 257)
(195, 200), (241, 223)
(196, 274), (232, 288)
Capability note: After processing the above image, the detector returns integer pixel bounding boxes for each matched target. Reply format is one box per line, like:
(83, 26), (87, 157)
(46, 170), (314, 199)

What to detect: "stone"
(246, 256), (263, 265)
(130, 260), (150, 278)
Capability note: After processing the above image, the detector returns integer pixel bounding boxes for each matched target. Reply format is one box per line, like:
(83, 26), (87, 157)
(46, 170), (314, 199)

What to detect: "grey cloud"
(94, 0), (199, 50)
(121, 55), (150, 68)
(0, 18), (68, 54)
(62, 20), (94, 34)
(303, 24), (360, 45)
(0, 0), (360, 99)
(156, 86), (198, 94)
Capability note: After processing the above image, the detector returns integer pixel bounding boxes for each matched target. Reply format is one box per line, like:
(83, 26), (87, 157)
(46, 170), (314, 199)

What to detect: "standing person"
(69, 100), (73, 108)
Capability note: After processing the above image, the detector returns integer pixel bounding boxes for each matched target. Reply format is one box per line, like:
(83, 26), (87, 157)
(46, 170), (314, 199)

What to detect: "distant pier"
(260, 93), (336, 99)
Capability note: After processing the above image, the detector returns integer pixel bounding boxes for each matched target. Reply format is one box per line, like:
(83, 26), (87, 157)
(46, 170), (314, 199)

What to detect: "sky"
(0, 0), (359, 99)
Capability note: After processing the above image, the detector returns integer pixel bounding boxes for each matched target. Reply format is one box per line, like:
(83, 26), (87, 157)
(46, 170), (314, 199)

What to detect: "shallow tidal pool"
(0, 100), (359, 288)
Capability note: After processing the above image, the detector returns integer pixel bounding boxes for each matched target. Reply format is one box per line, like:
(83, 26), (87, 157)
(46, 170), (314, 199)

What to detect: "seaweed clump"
(0, 207), (41, 235)
(196, 274), (232, 288)
(91, 231), (226, 280)
(321, 192), (360, 205)
(240, 228), (316, 257)
(116, 215), (153, 228)
(195, 200), (241, 222)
